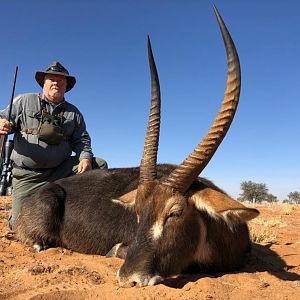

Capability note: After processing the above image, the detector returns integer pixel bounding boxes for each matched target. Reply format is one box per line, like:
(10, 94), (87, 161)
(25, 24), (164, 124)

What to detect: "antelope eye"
(168, 209), (183, 219)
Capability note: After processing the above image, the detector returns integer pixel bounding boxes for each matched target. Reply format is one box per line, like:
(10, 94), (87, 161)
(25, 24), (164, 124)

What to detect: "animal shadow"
(162, 242), (300, 288)
(243, 242), (300, 281)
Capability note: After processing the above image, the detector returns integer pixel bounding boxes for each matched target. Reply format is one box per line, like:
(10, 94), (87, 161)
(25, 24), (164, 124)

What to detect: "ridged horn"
(162, 5), (241, 193)
(139, 36), (161, 183)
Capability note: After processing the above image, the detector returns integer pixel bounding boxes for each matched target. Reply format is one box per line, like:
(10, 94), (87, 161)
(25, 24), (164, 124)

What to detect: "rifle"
(0, 66), (18, 195)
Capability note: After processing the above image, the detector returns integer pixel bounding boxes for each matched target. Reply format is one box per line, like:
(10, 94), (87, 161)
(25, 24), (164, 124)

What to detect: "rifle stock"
(0, 136), (13, 195)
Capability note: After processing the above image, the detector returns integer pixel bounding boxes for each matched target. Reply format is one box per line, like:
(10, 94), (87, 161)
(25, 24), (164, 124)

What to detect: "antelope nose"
(117, 269), (163, 287)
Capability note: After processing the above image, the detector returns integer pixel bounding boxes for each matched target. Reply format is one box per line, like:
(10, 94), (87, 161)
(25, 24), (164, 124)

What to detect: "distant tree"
(286, 191), (300, 204)
(266, 194), (278, 203)
(238, 181), (269, 204)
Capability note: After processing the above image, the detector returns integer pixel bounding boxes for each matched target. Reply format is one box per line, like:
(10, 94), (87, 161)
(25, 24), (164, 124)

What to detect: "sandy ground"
(0, 196), (299, 300)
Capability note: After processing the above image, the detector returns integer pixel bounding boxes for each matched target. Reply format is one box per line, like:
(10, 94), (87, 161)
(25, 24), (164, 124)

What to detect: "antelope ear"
(112, 189), (137, 208)
(189, 187), (259, 222)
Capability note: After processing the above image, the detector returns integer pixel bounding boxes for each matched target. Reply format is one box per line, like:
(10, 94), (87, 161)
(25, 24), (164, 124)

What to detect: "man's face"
(43, 74), (67, 103)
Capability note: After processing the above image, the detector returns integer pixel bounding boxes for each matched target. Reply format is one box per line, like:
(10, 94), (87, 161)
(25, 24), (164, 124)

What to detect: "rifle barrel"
(7, 66), (18, 123)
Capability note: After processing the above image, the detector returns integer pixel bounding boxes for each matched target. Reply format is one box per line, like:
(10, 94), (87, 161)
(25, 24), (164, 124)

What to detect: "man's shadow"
(162, 242), (300, 288)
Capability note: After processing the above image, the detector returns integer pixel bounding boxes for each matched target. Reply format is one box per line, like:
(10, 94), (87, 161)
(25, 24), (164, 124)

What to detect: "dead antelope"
(14, 6), (259, 287)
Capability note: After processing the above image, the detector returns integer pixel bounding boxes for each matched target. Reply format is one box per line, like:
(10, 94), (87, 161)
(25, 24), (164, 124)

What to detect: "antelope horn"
(163, 5), (241, 193)
(139, 36), (161, 183)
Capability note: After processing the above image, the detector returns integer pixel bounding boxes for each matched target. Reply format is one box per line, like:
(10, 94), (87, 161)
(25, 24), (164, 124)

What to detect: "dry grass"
(248, 203), (300, 244)
(249, 224), (277, 244)
(248, 215), (283, 244)
(251, 217), (286, 228)
(281, 203), (300, 215)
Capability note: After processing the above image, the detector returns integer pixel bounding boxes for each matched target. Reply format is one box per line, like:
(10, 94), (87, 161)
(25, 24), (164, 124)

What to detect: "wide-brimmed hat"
(35, 61), (76, 92)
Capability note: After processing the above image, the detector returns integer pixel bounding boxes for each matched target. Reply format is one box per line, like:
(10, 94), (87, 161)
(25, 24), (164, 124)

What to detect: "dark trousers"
(8, 156), (107, 229)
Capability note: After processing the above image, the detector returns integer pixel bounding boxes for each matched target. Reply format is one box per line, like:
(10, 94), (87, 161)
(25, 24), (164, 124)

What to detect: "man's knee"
(9, 191), (31, 230)
(92, 157), (108, 169)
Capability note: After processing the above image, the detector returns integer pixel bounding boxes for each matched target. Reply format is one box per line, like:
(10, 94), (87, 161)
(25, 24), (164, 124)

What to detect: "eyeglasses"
(48, 66), (69, 75)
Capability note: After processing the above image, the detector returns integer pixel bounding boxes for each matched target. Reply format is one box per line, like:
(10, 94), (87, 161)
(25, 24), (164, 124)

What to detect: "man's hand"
(0, 119), (12, 135)
(77, 158), (92, 174)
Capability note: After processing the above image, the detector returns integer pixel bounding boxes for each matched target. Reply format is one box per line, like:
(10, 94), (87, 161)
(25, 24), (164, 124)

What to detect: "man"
(0, 61), (108, 229)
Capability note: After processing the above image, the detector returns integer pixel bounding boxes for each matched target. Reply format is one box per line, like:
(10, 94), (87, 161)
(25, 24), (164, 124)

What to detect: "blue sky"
(0, 0), (299, 200)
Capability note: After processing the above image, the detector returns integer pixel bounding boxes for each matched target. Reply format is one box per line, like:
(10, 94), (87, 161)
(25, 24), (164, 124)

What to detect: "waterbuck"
(14, 6), (259, 287)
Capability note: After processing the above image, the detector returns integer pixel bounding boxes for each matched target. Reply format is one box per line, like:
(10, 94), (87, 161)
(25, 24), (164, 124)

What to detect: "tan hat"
(35, 61), (76, 92)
